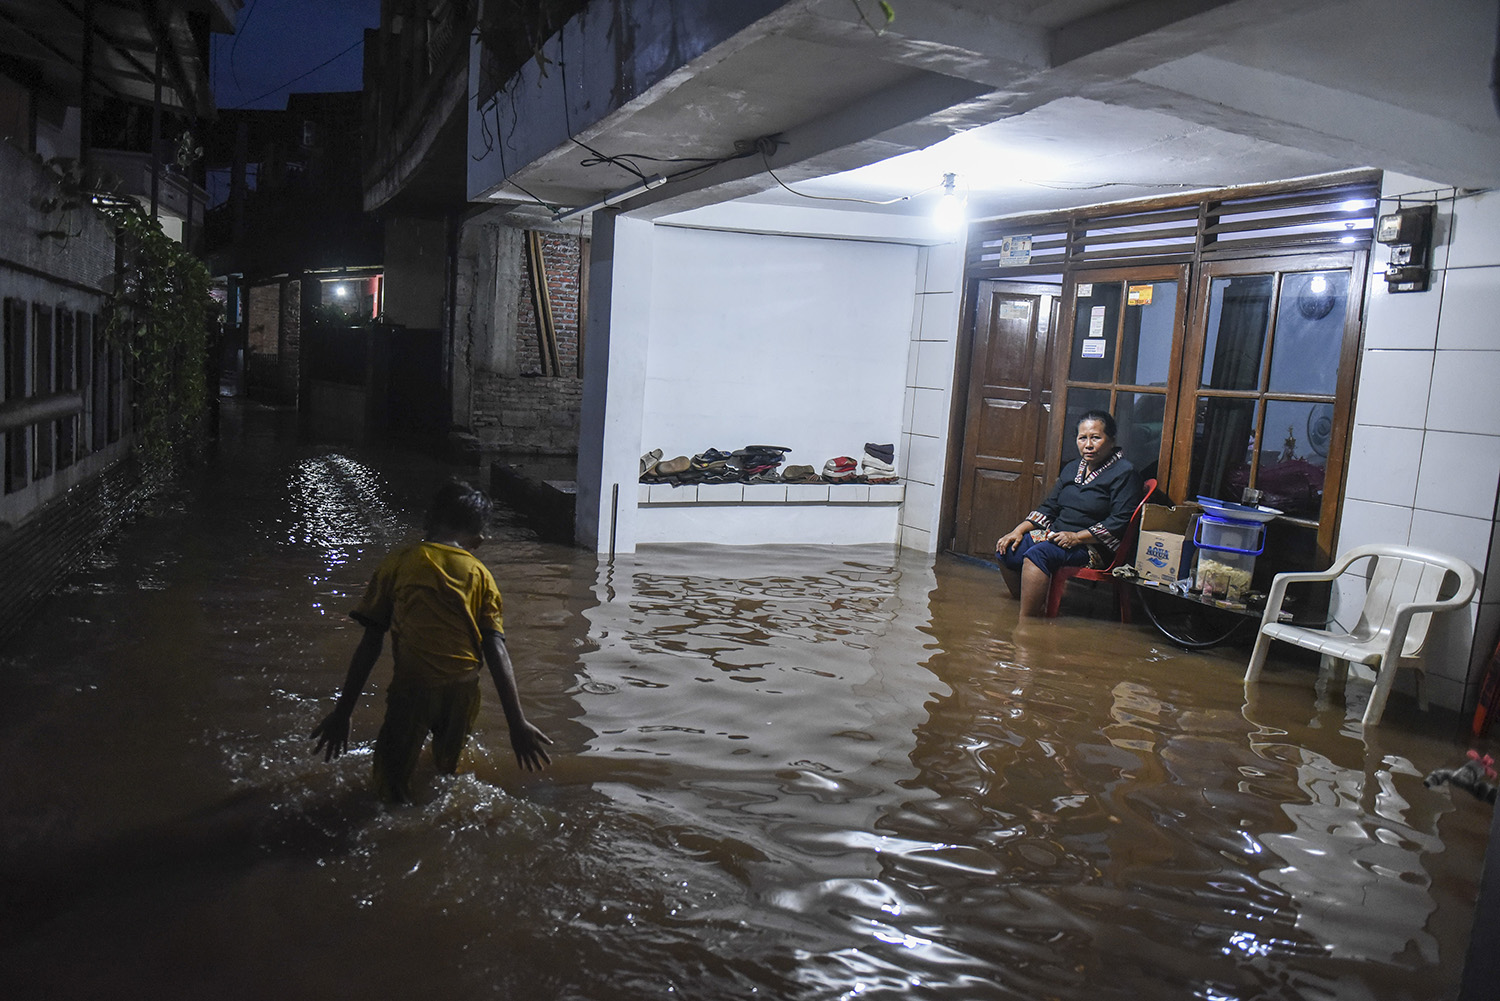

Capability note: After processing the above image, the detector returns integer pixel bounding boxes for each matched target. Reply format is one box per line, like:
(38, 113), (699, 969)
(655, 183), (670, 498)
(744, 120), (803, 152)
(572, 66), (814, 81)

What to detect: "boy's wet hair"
(425, 479), (493, 537)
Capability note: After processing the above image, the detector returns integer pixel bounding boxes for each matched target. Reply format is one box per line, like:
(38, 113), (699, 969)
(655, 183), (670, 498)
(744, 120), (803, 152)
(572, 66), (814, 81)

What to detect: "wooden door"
(951, 282), (1058, 559)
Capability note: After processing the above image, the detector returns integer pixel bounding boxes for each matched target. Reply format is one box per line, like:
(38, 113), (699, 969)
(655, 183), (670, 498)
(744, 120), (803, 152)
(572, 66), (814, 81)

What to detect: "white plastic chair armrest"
(1259, 565), (1352, 627)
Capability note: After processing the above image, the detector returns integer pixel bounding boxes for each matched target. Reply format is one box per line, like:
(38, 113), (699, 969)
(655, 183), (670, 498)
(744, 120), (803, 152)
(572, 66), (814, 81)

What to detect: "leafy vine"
(101, 203), (216, 472)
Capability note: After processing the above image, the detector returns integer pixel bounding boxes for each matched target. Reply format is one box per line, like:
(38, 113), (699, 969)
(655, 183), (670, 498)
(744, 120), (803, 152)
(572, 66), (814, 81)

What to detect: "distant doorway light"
(333, 284), (348, 298)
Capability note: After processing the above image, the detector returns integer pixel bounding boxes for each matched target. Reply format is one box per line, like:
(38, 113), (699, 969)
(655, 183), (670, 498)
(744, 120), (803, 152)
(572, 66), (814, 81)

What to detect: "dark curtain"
(1193, 278), (1272, 499)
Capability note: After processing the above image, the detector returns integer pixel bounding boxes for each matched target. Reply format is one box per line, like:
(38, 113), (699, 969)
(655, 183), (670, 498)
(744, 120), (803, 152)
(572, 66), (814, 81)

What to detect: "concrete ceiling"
(498, 0), (1500, 227)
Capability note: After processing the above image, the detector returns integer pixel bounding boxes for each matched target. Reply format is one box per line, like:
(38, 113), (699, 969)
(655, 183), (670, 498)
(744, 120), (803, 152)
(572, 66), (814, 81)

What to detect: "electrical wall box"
(1375, 204), (1435, 294)
(1376, 206), (1432, 245)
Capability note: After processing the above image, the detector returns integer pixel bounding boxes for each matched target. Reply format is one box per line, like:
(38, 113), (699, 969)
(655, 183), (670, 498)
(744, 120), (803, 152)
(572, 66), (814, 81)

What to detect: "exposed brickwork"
(471, 370), (583, 454)
(281, 280), (302, 403)
(245, 279), (302, 404)
(514, 231), (582, 378)
(454, 226), (586, 454)
(0, 456), (144, 645)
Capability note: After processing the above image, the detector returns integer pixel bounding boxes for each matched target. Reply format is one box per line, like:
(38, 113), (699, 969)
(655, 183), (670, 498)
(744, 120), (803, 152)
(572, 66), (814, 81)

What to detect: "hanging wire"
(228, 36), (365, 109)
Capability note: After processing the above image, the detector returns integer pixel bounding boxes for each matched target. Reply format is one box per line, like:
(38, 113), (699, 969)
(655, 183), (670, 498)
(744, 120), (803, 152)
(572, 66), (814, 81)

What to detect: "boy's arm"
(310, 624), (385, 761)
(481, 631), (553, 771)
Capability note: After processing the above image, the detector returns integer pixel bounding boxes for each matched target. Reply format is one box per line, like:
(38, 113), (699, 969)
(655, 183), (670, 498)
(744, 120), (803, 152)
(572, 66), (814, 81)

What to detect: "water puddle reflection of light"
(0, 401), (1490, 1001)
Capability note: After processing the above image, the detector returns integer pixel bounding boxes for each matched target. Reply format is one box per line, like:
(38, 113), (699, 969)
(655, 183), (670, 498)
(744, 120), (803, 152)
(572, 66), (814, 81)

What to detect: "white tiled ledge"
(639, 482), (905, 506)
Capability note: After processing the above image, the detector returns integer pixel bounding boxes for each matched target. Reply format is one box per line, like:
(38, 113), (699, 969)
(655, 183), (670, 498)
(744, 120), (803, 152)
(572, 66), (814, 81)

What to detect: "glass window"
(1189, 397), (1258, 502)
(1118, 280), (1176, 387)
(1257, 400), (1330, 518)
(1268, 271), (1347, 396)
(1202, 275), (1273, 391)
(1116, 391), (1167, 481)
(1060, 387), (1111, 465)
(1068, 282), (1119, 383)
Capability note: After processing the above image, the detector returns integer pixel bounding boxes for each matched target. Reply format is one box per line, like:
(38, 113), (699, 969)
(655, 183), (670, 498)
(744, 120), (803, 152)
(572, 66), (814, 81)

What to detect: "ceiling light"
(934, 173), (965, 231)
(554, 174), (668, 222)
(333, 284), (348, 298)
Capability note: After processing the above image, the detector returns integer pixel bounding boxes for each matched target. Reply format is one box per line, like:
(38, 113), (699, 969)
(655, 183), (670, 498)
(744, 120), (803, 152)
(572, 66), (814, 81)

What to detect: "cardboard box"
(1134, 503), (1199, 585)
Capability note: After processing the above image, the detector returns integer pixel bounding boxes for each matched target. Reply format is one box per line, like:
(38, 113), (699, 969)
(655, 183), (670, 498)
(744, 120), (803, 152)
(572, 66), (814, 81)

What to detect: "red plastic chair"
(1044, 478), (1158, 620)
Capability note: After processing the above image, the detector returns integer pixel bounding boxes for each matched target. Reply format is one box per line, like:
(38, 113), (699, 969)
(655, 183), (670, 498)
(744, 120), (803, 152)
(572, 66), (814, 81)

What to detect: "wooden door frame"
(1049, 263), (1193, 487)
(1174, 250), (1368, 564)
(939, 278), (1061, 553)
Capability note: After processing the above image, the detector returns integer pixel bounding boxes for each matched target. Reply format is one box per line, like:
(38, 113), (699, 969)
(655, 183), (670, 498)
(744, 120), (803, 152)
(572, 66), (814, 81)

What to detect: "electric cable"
(228, 36), (364, 110)
(758, 146), (937, 206)
(228, 0), (259, 94)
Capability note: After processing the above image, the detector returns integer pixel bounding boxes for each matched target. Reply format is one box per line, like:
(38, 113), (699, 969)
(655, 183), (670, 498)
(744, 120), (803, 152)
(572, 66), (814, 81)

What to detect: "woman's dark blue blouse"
(1026, 449), (1144, 560)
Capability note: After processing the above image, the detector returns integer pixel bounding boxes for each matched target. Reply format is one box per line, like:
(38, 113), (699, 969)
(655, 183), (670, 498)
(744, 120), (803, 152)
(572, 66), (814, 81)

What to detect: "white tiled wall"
(1336, 177), (1500, 712)
(898, 241), (964, 553)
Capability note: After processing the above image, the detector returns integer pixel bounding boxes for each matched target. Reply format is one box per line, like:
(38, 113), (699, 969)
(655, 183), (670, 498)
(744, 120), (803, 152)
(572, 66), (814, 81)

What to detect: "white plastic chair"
(1244, 543), (1478, 726)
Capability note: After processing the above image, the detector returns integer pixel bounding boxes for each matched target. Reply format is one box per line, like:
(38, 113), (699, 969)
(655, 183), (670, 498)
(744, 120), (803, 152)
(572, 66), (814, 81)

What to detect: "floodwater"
(0, 400), (1492, 1001)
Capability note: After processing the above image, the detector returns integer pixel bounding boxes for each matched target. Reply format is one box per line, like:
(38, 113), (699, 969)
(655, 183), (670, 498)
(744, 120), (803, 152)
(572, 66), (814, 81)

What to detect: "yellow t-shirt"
(350, 542), (505, 689)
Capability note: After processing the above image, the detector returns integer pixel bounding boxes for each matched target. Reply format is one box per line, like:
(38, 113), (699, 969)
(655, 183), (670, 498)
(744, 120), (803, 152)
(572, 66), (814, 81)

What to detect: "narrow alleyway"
(0, 400), (1489, 1001)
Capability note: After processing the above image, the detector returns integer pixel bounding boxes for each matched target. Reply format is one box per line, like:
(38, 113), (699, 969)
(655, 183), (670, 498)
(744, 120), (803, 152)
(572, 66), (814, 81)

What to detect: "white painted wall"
(1336, 173), (1500, 713)
(641, 227), (914, 462)
(636, 226), (917, 546)
(575, 203), (967, 553)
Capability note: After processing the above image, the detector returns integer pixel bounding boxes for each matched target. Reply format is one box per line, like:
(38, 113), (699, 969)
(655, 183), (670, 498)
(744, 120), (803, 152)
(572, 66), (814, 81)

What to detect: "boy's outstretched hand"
(310, 708), (353, 761)
(511, 721), (554, 771)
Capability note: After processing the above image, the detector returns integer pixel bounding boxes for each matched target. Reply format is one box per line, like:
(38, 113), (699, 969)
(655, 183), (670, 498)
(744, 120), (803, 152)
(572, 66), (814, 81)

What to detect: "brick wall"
(281, 280), (301, 403)
(515, 231), (582, 378)
(471, 370), (583, 454)
(456, 226), (586, 454)
(0, 454), (143, 645)
(245, 279), (302, 404)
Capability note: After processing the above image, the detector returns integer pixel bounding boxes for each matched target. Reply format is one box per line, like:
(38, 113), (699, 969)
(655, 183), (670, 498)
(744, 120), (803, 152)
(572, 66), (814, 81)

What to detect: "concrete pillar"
(575, 211), (652, 554)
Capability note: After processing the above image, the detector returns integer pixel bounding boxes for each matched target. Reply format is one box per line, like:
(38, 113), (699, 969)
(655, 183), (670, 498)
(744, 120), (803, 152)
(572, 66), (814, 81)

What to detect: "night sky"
(210, 0), (382, 111)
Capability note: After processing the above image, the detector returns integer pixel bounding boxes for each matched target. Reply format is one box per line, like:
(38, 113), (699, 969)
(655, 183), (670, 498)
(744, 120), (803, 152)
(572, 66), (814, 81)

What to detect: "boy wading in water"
(311, 480), (552, 801)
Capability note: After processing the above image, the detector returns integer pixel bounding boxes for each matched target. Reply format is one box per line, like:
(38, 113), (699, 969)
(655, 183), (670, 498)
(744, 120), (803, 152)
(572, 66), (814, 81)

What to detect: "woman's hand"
(1046, 530), (1091, 550)
(996, 527), (1027, 554)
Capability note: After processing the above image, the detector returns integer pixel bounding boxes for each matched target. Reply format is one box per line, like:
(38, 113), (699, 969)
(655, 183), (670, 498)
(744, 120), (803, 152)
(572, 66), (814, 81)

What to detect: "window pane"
(1069, 282), (1119, 383)
(1118, 280), (1177, 387)
(1115, 391), (1166, 483)
(1189, 396), (1258, 502)
(1267, 270), (1348, 395)
(1201, 275), (1273, 391)
(1256, 400), (1330, 518)
(1061, 387), (1111, 466)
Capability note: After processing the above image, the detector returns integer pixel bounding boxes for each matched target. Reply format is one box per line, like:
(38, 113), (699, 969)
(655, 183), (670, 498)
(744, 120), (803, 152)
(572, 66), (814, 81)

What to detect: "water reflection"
(0, 400), (1490, 1001)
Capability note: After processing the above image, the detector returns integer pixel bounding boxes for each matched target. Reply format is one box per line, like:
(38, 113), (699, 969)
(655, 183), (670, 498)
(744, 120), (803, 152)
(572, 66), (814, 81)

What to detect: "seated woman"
(995, 410), (1145, 617)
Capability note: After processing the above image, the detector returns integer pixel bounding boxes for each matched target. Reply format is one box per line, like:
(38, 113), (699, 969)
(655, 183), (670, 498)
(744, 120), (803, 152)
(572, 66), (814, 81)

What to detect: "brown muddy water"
(0, 400), (1492, 1001)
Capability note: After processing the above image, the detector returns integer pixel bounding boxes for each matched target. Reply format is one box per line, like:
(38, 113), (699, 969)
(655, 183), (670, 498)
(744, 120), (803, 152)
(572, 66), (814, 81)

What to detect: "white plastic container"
(1193, 513), (1265, 602)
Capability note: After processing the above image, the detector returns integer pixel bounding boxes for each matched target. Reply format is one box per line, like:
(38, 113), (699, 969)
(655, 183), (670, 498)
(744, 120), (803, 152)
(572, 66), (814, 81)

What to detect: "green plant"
(101, 204), (216, 471)
(852, 0), (895, 33)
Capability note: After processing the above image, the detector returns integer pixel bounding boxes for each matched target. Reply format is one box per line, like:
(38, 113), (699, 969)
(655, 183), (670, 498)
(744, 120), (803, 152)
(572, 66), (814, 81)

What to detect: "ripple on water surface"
(0, 401), (1490, 1001)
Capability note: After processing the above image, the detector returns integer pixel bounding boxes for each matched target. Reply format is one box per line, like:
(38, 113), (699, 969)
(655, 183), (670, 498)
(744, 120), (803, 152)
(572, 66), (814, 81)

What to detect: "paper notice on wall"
(1127, 284), (1154, 306)
(997, 235), (1032, 266)
(1088, 305), (1107, 337)
(1081, 339), (1107, 358)
(998, 301), (1031, 320)
(1077, 283), (1093, 298)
